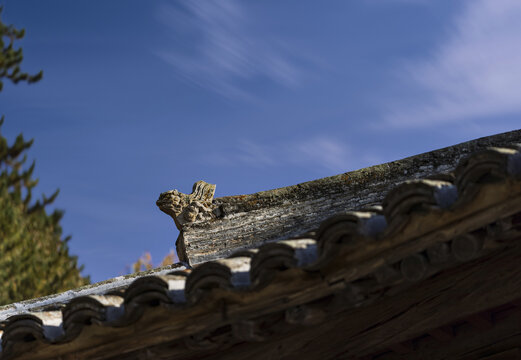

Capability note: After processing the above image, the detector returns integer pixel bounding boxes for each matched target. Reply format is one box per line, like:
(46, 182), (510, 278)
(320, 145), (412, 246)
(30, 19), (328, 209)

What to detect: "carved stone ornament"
(156, 181), (217, 229)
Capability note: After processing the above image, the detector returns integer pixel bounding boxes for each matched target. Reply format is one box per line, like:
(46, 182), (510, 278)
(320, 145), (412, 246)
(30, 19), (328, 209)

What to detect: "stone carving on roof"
(156, 180), (217, 229)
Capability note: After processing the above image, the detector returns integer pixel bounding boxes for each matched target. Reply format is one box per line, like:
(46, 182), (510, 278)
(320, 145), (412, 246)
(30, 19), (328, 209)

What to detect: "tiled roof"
(1, 145), (521, 359)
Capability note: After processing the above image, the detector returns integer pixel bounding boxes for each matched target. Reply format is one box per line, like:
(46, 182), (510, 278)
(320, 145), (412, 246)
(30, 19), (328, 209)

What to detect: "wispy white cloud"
(384, 0), (521, 127)
(205, 136), (380, 174)
(156, 1), (301, 99)
(235, 140), (277, 167)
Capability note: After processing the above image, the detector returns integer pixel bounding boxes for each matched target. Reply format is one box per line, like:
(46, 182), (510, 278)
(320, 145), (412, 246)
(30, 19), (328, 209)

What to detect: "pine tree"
(0, 118), (89, 304)
(0, 6), (42, 91)
(0, 8), (89, 305)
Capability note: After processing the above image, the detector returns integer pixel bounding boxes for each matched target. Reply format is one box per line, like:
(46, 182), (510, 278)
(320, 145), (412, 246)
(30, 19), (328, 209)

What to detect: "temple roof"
(1, 132), (521, 359)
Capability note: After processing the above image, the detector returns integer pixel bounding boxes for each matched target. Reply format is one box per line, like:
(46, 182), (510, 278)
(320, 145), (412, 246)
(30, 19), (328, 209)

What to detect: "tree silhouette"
(0, 7), (42, 91)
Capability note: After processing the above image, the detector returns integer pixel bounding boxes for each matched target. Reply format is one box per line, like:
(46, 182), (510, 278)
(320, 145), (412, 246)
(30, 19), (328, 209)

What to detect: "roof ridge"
(159, 129), (521, 264)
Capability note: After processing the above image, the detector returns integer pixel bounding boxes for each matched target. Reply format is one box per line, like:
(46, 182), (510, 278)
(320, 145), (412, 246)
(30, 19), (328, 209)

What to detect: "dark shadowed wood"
(377, 311), (521, 359)
(466, 312), (494, 330)
(481, 349), (521, 360)
(191, 238), (521, 360)
(427, 326), (454, 342)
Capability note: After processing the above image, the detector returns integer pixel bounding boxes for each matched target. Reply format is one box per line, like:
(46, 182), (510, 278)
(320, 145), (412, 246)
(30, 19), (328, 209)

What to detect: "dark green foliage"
(0, 7), (42, 91)
(0, 117), (90, 305)
(0, 10), (88, 305)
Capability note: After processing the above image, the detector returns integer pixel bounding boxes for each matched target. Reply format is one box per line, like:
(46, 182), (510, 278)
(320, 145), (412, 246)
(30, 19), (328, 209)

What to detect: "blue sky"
(1, 0), (520, 283)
